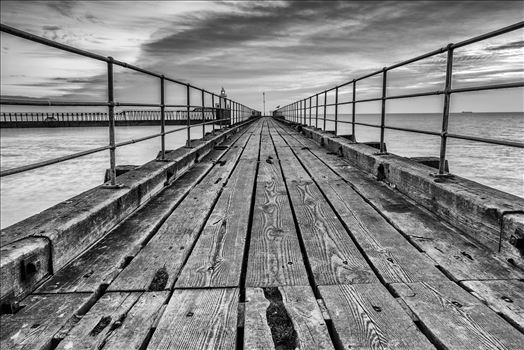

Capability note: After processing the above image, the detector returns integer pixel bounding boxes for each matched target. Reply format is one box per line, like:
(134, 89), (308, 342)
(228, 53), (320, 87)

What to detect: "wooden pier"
(1, 117), (523, 349)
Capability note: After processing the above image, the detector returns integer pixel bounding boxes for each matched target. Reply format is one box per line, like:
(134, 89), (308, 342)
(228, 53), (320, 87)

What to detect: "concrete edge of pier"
(0, 119), (256, 306)
(281, 119), (524, 265)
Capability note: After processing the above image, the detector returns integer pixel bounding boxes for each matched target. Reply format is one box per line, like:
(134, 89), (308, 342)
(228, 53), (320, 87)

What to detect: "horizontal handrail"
(277, 22), (524, 176)
(1, 23), (260, 185)
(0, 117), (231, 177)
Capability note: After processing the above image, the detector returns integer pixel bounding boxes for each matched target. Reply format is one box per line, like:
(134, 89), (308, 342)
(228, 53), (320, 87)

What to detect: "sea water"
(1, 113), (523, 229)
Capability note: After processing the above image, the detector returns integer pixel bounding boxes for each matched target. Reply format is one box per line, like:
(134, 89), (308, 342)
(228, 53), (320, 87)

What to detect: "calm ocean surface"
(1, 112), (523, 228)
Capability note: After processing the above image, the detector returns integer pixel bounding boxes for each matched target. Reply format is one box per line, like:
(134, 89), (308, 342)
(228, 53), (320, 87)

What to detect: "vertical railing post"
(212, 94), (216, 134)
(106, 56), (117, 186)
(303, 99), (306, 125)
(219, 96), (223, 128)
(299, 100), (302, 124)
(323, 91), (327, 131)
(352, 80), (356, 142)
(201, 90), (205, 138)
(379, 68), (388, 154)
(438, 44), (454, 176)
(315, 94), (318, 129)
(160, 75), (166, 160)
(334, 86), (339, 136)
(309, 96), (312, 126)
(225, 98), (229, 126)
(186, 84), (191, 147)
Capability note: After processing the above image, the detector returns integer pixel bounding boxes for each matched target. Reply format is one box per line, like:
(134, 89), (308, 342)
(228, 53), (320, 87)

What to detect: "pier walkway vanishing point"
(2, 117), (523, 349)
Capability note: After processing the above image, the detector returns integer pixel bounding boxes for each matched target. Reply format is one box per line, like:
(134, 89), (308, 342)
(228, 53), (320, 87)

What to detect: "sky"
(0, 0), (523, 113)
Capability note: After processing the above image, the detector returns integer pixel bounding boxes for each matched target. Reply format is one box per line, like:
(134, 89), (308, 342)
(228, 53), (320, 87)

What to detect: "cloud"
(486, 40), (524, 51)
(1, 0), (523, 111)
(42, 25), (62, 31)
(45, 0), (76, 17)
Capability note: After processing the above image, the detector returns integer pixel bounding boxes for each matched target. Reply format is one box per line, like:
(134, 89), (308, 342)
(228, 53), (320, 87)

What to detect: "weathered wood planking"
(1, 293), (92, 350)
(37, 123), (257, 294)
(274, 121), (523, 282)
(246, 124), (309, 287)
(319, 155), (523, 281)
(147, 288), (239, 350)
(270, 130), (378, 285)
(392, 280), (524, 349)
(319, 283), (435, 349)
(175, 159), (258, 287)
(271, 126), (446, 284)
(57, 291), (167, 350)
(244, 286), (334, 349)
(461, 279), (524, 332)
(108, 126), (258, 292)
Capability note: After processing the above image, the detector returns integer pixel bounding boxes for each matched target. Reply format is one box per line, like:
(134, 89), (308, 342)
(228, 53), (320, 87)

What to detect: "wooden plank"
(276, 122), (524, 282)
(95, 292), (168, 350)
(245, 286), (334, 349)
(0, 293), (92, 350)
(271, 134), (377, 286)
(37, 163), (210, 293)
(327, 163), (524, 281)
(285, 179), (379, 285)
(246, 126), (309, 287)
(319, 283), (435, 349)
(37, 123), (257, 294)
(392, 280), (524, 349)
(56, 291), (168, 350)
(271, 134), (445, 284)
(175, 159), (258, 288)
(147, 288), (238, 350)
(107, 129), (257, 292)
(461, 279), (524, 332)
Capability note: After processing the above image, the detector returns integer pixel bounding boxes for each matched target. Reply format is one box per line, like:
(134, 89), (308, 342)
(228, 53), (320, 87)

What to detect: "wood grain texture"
(56, 291), (167, 350)
(176, 160), (258, 288)
(246, 128), (309, 287)
(319, 283), (435, 350)
(37, 123), (257, 294)
(274, 123), (523, 282)
(108, 129), (256, 292)
(271, 128), (378, 285)
(0, 293), (91, 350)
(392, 280), (524, 349)
(147, 288), (239, 350)
(461, 279), (524, 332)
(272, 125), (445, 284)
(100, 292), (168, 350)
(293, 130), (523, 282)
(318, 180), (446, 284)
(244, 286), (335, 350)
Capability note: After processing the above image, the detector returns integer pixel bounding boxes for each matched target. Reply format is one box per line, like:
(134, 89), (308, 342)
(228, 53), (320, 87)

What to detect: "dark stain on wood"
(263, 287), (298, 350)
(89, 315), (111, 336)
(148, 267), (168, 291)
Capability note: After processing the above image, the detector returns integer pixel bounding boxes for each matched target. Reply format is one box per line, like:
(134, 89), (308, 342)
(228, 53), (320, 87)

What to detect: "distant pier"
(0, 109), (232, 128)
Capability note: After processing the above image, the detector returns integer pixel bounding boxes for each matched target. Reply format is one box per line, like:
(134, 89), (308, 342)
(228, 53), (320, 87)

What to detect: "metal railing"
(276, 22), (524, 176)
(0, 23), (259, 184)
